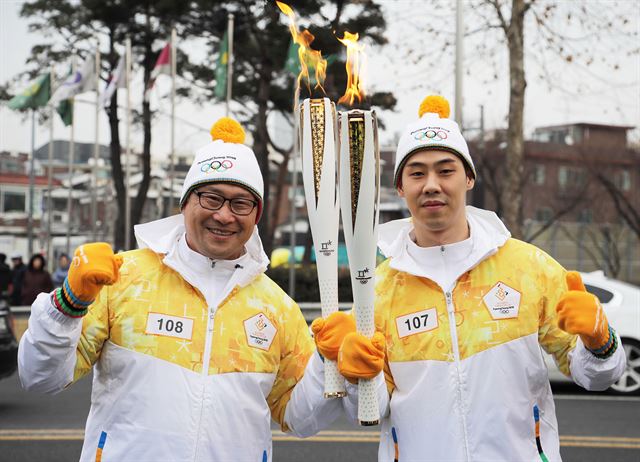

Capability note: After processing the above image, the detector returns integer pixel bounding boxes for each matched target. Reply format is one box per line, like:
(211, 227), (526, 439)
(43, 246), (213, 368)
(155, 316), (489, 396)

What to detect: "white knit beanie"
(179, 117), (264, 221)
(394, 95), (476, 187)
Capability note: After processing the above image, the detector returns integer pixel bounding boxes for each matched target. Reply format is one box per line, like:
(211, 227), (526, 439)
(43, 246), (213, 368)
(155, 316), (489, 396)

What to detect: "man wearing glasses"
(18, 118), (363, 461)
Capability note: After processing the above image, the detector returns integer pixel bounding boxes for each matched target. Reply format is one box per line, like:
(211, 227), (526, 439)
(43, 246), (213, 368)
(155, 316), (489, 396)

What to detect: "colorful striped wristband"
(588, 325), (618, 359)
(51, 288), (88, 318)
(588, 325), (614, 355)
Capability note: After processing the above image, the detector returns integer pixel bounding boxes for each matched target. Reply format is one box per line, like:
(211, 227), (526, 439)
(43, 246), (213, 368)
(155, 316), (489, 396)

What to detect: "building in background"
(472, 122), (639, 283)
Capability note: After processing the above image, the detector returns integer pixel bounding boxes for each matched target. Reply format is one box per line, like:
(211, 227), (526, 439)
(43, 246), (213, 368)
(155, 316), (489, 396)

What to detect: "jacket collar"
(378, 206), (510, 283)
(134, 214), (270, 306)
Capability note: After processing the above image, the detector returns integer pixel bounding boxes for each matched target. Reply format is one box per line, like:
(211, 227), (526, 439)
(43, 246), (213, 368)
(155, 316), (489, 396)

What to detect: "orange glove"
(556, 271), (609, 351)
(338, 332), (386, 383)
(311, 311), (356, 361)
(54, 243), (123, 317)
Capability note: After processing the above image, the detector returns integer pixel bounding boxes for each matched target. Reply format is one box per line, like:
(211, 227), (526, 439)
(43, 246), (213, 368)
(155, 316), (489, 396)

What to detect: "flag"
(56, 99), (73, 126)
(215, 31), (228, 100)
(284, 40), (337, 85)
(8, 73), (51, 110)
(145, 42), (171, 100)
(49, 55), (96, 106)
(100, 54), (125, 107)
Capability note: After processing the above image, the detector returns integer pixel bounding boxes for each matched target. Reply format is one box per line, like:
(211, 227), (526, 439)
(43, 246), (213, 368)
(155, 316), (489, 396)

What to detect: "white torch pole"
(300, 97), (345, 398)
(338, 109), (380, 425)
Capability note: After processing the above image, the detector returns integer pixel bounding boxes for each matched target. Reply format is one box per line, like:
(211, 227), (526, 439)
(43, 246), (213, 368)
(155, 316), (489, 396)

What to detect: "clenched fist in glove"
(338, 332), (386, 383)
(556, 271), (617, 357)
(52, 243), (123, 317)
(311, 311), (356, 361)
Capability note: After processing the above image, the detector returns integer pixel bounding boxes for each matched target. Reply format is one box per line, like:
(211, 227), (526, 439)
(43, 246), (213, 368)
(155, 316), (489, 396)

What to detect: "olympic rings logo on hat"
(200, 160), (234, 173)
(413, 129), (448, 142)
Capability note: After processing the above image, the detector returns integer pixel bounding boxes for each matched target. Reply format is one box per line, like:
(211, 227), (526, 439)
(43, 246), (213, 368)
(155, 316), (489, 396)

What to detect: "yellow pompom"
(210, 117), (246, 144)
(418, 95), (450, 118)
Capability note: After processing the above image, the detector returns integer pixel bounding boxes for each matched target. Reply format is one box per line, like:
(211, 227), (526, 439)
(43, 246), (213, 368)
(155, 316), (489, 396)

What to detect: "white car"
(544, 271), (640, 395)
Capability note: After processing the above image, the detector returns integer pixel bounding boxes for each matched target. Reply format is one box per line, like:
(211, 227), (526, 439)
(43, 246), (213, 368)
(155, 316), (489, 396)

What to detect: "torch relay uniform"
(19, 215), (339, 461)
(18, 117), (340, 462)
(343, 206), (626, 462)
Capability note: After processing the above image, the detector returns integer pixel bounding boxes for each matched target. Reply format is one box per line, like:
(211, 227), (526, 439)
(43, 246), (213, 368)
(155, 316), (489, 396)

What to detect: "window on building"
(1, 191), (26, 213)
(534, 164), (545, 185)
(535, 207), (553, 222)
(578, 209), (593, 223)
(619, 170), (631, 191)
(558, 167), (567, 188)
(558, 166), (586, 189)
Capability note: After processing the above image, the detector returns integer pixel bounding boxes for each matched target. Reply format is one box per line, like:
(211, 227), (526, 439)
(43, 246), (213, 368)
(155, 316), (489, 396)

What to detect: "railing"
(11, 302), (353, 324)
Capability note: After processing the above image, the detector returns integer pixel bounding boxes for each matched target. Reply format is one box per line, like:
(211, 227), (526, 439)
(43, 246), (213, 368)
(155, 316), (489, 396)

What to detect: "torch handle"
(318, 271), (346, 398)
(353, 301), (379, 425)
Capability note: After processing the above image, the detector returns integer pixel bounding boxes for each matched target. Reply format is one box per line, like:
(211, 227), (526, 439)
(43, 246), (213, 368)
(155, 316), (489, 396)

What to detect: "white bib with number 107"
(145, 312), (194, 340)
(395, 308), (438, 339)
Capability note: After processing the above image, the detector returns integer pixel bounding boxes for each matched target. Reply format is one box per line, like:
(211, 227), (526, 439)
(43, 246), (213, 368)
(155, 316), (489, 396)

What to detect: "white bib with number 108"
(395, 308), (438, 339)
(145, 312), (194, 340)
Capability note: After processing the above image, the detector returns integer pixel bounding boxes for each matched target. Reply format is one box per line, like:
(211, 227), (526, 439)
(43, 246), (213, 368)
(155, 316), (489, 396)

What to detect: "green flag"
(284, 41), (337, 86)
(8, 73), (51, 110)
(56, 99), (73, 126)
(54, 67), (74, 126)
(215, 31), (228, 100)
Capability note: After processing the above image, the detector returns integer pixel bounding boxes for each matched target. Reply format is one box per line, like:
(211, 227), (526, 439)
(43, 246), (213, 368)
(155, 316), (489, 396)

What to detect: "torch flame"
(337, 31), (366, 106)
(277, 1), (327, 95)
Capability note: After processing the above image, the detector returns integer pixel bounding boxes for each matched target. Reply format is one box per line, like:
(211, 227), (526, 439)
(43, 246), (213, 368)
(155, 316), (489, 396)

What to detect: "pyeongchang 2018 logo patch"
(244, 312), (277, 351)
(411, 127), (449, 142)
(198, 155), (235, 174)
(483, 281), (521, 320)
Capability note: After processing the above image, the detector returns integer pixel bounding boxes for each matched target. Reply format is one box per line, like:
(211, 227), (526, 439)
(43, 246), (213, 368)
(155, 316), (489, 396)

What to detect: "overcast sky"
(1, 0), (638, 159)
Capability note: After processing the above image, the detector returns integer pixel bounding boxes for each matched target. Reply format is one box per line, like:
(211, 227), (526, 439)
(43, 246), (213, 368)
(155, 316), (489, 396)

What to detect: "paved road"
(1, 374), (638, 461)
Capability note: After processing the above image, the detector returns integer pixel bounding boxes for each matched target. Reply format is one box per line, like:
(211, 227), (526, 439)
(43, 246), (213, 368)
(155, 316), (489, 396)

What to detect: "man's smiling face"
(182, 182), (258, 260)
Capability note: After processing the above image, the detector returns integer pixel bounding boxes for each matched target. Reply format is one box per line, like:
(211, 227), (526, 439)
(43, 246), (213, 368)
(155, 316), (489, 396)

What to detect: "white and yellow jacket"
(19, 215), (340, 462)
(345, 207), (625, 462)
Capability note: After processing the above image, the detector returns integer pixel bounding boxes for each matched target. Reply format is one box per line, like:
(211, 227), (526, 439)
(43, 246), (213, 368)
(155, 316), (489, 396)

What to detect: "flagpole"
(65, 59), (76, 256)
(288, 85), (300, 298)
(168, 27), (177, 215)
(92, 47), (101, 240)
(27, 109), (36, 258)
(46, 68), (55, 266)
(225, 13), (234, 116)
(124, 38), (132, 251)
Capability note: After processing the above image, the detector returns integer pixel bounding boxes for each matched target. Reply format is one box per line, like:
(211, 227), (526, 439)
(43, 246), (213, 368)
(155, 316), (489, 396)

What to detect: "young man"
(332, 96), (626, 462)
(18, 118), (363, 461)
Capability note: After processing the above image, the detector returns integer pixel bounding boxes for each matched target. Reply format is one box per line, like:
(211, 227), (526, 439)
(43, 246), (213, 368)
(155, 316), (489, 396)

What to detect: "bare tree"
(390, 0), (638, 238)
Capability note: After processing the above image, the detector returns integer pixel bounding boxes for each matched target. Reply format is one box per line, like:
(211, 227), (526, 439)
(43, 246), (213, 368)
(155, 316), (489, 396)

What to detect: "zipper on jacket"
(192, 280), (241, 461)
(445, 290), (471, 462)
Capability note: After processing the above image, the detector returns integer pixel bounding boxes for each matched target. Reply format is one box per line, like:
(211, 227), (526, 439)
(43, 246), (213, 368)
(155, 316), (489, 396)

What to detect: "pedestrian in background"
(51, 253), (70, 288)
(20, 254), (53, 306)
(0, 253), (12, 299)
(9, 255), (26, 306)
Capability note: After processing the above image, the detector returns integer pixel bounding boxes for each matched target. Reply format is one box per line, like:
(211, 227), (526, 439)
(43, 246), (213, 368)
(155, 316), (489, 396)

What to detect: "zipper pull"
(445, 292), (454, 313)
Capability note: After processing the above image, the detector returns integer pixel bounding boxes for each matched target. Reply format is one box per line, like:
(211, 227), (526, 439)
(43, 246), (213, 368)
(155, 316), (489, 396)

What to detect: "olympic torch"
(336, 31), (380, 425)
(300, 97), (346, 398)
(338, 108), (381, 425)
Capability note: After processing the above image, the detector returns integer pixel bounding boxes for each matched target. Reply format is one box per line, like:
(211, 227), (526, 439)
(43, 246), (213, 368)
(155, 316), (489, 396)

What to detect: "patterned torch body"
(300, 97), (346, 398)
(338, 109), (380, 425)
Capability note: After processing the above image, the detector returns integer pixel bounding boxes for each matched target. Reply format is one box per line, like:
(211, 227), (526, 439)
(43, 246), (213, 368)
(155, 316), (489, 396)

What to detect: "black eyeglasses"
(193, 190), (257, 216)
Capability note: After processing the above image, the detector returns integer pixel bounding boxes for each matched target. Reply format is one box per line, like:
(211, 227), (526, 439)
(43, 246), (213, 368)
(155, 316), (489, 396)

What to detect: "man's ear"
(466, 176), (475, 191)
(397, 185), (405, 198)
